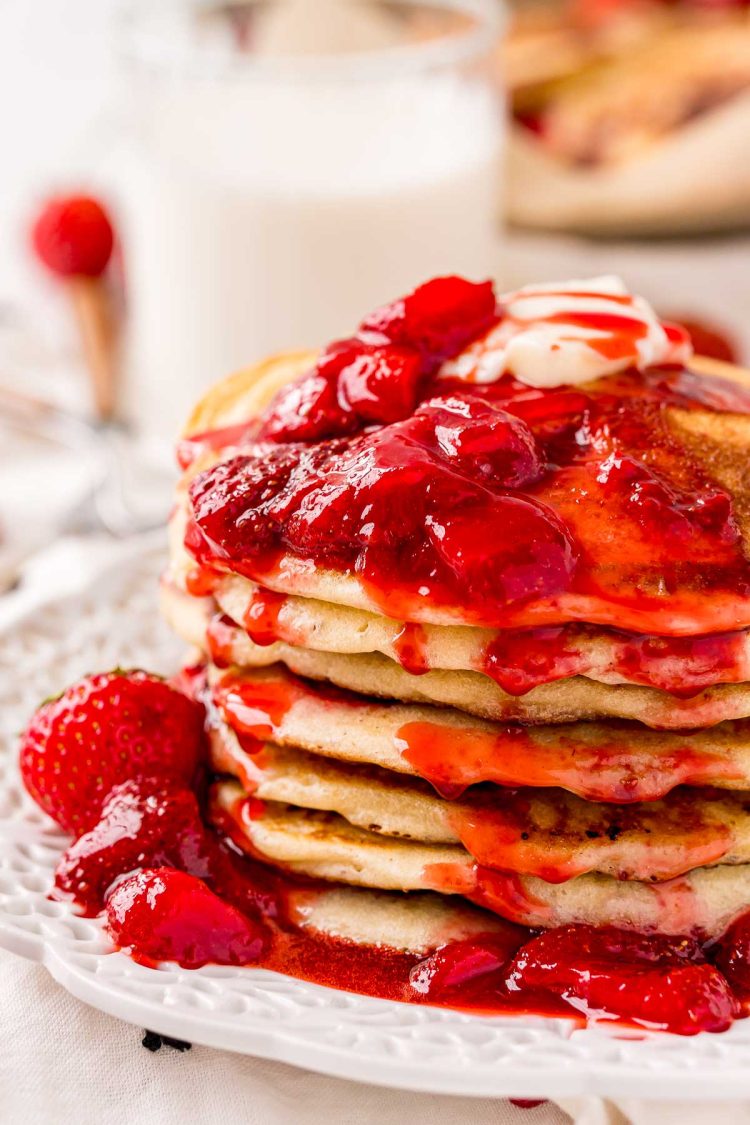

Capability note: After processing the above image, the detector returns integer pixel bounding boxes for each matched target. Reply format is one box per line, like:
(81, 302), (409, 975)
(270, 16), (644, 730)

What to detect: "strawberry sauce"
(482, 623), (750, 697)
(184, 277), (750, 637)
(208, 665), (749, 804)
(395, 718), (746, 803)
(38, 675), (749, 1037)
(392, 622), (430, 676)
(242, 587), (288, 647)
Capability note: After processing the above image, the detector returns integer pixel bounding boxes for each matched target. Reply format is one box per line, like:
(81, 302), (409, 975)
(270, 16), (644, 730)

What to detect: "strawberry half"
(19, 670), (205, 836)
(106, 868), (268, 969)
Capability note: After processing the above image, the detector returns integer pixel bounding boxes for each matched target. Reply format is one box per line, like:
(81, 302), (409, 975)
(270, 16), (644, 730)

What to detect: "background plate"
(2, 541), (750, 1100)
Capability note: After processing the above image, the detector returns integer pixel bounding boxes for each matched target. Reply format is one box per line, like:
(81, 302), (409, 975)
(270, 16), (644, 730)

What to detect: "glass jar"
(119, 0), (504, 445)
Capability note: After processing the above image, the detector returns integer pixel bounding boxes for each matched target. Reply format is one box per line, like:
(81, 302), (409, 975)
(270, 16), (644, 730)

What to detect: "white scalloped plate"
(2, 543), (750, 1100)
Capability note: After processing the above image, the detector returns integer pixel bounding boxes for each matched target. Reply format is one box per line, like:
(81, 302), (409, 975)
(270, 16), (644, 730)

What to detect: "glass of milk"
(119, 0), (504, 446)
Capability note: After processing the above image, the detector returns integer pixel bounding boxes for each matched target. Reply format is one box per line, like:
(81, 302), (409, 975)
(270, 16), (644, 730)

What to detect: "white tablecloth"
(0, 949), (570, 1125)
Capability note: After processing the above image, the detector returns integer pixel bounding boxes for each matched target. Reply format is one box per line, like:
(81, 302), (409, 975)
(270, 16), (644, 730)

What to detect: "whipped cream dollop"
(440, 276), (693, 389)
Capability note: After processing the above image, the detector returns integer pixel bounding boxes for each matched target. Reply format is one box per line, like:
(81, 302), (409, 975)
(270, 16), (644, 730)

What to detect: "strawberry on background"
(32, 195), (114, 279)
(19, 670), (205, 837)
(668, 316), (739, 365)
(29, 192), (120, 421)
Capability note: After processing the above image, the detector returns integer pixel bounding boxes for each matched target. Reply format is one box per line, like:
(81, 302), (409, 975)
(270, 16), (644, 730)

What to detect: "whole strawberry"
(19, 670), (205, 836)
(31, 194), (114, 278)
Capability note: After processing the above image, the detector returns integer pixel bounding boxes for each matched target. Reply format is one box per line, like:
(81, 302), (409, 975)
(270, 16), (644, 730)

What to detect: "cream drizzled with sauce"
(440, 276), (693, 389)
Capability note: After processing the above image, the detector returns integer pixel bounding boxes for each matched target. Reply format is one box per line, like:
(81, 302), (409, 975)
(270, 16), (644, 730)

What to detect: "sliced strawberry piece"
(19, 671), (205, 836)
(426, 494), (578, 608)
(360, 276), (498, 371)
(582, 963), (737, 1035)
(258, 361), (354, 443)
(338, 342), (423, 424)
(505, 925), (737, 1035)
(54, 778), (212, 914)
(713, 912), (750, 999)
(106, 868), (268, 969)
(259, 338), (424, 442)
(416, 395), (543, 488)
(410, 928), (525, 1000)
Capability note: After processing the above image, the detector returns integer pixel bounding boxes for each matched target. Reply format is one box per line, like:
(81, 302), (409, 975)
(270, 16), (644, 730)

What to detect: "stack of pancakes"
(162, 349), (750, 954)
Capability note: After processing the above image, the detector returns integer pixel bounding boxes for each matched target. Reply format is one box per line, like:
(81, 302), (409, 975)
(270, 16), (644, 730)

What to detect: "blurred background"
(1, 0), (749, 590)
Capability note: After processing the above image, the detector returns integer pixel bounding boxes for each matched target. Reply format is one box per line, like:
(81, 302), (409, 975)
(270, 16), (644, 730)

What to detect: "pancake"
(286, 883), (507, 953)
(532, 23), (750, 168)
(162, 584), (750, 727)
(506, 23), (750, 236)
(171, 294), (750, 963)
(174, 352), (750, 636)
(212, 780), (750, 939)
(206, 662), (750, 803)
(208, 727), (750, 883)
(200, 572), (750, 696)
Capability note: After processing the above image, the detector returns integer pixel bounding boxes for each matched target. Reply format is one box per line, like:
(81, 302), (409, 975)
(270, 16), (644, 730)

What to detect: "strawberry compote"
(54, 775), (750, 1034)
(184, 276), (750, 636)
(21, 666), (746, 1036)
(482, 622), (750, 697)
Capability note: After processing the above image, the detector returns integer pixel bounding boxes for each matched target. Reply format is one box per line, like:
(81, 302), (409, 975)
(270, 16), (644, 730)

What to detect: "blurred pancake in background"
(503, 0), (750, 233)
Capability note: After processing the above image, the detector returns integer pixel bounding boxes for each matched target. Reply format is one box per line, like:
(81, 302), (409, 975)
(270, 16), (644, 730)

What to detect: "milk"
(120, 3), (503, 445)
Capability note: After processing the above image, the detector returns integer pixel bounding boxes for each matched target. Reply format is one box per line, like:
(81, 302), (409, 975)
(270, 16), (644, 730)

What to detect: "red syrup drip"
(212, 671), (300, 742)
(482, 623), (750, 697)
(615, 631), (749, 698)
(210, 666), (365, 765)
(394, 719), (746, 803)
(184, 564), (220, 598)
(483, 626), (587, 695)
(445, 792), (733, 884)
(392, 622), (429, 675)
(243, 587), (288, 646)
(185, 312), (750, 635)
(207, 614), (241, 668)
